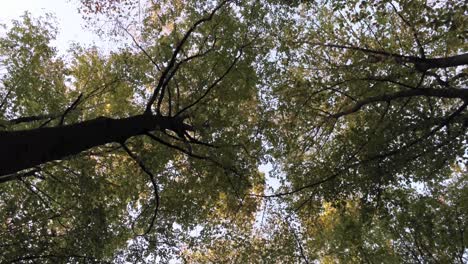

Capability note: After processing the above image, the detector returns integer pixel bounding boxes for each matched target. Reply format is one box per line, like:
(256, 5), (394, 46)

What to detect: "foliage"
(0, 0), (466, 263)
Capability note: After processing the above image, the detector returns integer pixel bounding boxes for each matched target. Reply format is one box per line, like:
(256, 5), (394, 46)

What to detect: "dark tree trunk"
(415, 53), (468, 71)
(331, 87), (468, 118)
(0, 114), (184, 177)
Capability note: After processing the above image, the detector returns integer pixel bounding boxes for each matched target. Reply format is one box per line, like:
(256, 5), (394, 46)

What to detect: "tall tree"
(258, 0), (467, 262)
(0, 0), (466, 263)
(1, 2), (265, 262)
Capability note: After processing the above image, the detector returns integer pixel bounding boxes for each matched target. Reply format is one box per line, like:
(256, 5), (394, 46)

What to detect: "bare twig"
(121, 26), (162, 71)
(302, 41), (468, 71)
(59, 93), (83, 126)
(0, 168), (40, 184)
(0, 88), (13, 110)
(145, 0), (231, 114)
(175, 50), (242, 117)
(389, 2), (426, 58)
(121, 143), (159, 237)
(331, 87), (468, 119)
(285, 217), (310, 264)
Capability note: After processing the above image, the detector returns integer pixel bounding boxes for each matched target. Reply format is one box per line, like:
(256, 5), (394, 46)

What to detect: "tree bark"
(332, 87), (468, 118)
(0, 114), (188, 177)
(305, 43), (468, 71)
(415, 53), (468, 71)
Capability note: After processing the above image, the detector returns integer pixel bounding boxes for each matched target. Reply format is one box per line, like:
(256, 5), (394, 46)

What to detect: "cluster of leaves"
(0, 0), (466, 263)
(257, 0), (467, 262)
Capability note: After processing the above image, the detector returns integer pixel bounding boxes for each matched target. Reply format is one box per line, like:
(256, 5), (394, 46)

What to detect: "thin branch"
(158, 35), (218, 94)
(331, 87), (468, 119)
(0, 87), (13, 110)
(167, 80), (172, 116)
(301, 41), (417, 61)
(145, 0), (231, 114)
(302, 41), (468, 71)
(174, 76), (181, 112)
(59, 93), (83, 126)
(155, 49), (215, 114)
(4, 79), (118, 127)
(121, 143), (159, 237)
(368, 101), (468, 162)
(145, 132), (242, 180)
(359, 76), (419, 90)
(285, 218), (310, 264)
(145, 132), (208, 160)
(9, 254), (110, 264)
(0, 168), (40, 184)
(7, 114), (58, 125)
(82, 78), (122, 102)
(184, 132), (218, 148)
(161, 129), (218, 149)
(121, 26), (162, 71)
(254, 102), (466, 199)
(425, 71), (450, 87)
(175, 50), (242, 117)
(389, 2), (426, 58)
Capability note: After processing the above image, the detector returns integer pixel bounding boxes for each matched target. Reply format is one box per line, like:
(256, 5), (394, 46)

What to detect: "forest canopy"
(0, 0), (466, 263)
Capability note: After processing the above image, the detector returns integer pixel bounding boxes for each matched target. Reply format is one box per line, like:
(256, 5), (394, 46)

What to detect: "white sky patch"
(0, 0), (114, 54)
(259, 162), (280, 194)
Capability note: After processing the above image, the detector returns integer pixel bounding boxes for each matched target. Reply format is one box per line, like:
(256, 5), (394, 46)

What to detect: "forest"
(0, 0), (466, 263)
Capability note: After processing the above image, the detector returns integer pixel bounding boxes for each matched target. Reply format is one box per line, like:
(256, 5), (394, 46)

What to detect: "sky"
(0, 0), (111, 53)
(0, 2), (280, 261)
(0, 0), (279, 193)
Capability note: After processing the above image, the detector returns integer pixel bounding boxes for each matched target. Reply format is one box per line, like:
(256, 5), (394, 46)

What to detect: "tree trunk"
(331, 87), (468, 118)
(0, 114), (182, 177)
(415, 53), (468, 71)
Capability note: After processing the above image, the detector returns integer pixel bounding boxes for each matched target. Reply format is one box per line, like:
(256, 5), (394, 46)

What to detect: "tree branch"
(145, 0), (231, 114)
(303, 42), (468, 71)
(0, 168), (40, 184)
(0, 114), (185, 177)
(175, 49), (242, 117)
(331, 87), (468, 119)
(59, 93), (83, 126)
(389, 2), (426, 58)
(121, 143), (159, 237)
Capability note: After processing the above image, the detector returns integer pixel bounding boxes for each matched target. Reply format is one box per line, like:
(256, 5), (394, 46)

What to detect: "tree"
(0, 0), (466, 263)
(258, 0), (467, 262)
